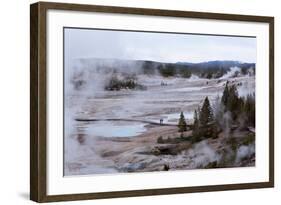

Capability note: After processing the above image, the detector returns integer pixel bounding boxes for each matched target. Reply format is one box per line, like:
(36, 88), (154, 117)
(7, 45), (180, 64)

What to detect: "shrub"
(242, 133), (255, 145)
(204, 161), (218, 169)
(157, 136), (164, 144)
(226, 136), (239, 151)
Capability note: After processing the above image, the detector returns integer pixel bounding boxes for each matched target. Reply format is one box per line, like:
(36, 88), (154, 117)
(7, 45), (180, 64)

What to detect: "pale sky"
(64, 28), (256, 64)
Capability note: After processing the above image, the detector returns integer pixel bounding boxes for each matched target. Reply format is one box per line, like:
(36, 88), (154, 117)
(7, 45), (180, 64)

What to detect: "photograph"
(63, 27), (256, 176)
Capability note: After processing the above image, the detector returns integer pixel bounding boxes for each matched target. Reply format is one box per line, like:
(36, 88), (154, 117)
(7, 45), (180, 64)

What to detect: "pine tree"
(178, 111), (187, 132)
(192, 109), (200, 137)
(243, 93), (255, 126)
(221, 82), (243, 122)
(199, 97), (214, 126)
(194, 110), (199, 127)
(227, 84), (240, 120)
(197, 105), (201, 122)
(191, 98), (218, 140)
(221, 81), (229, 108)
(213, 95), (223, 126)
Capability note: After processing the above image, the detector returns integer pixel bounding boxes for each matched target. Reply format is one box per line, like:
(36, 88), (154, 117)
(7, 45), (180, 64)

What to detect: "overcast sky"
(64, 28), (256, 64)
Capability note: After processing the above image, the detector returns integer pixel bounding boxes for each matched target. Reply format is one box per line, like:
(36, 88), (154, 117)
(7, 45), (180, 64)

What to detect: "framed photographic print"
(30, 1), (274, 202)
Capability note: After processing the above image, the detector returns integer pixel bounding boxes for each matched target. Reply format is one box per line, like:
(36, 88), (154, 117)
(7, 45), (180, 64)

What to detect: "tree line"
(142, 60), (255, 79)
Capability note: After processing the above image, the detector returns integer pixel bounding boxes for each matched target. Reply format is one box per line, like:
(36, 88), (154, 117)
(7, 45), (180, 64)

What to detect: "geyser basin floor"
(64, 75), (255, 175)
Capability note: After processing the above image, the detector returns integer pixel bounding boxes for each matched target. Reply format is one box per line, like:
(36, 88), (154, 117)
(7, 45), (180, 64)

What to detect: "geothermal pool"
(81, 121), (147, 138)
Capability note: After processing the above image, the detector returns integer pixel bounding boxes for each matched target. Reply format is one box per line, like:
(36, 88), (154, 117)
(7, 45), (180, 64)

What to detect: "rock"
(151, 147), (161, 155)
(151, 145), (180, 155)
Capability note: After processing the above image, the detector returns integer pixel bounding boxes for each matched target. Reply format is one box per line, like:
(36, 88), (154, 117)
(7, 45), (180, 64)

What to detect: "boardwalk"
(75, 118), (193, 128)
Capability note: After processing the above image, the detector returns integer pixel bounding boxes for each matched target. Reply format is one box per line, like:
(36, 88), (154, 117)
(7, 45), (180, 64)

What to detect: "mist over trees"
(151, 75), (255, 168)
(104, 73), (146, 91)
(219, 82), (255, 127)
(69, 58), (255, 93)
(192, 82), (255, 142)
